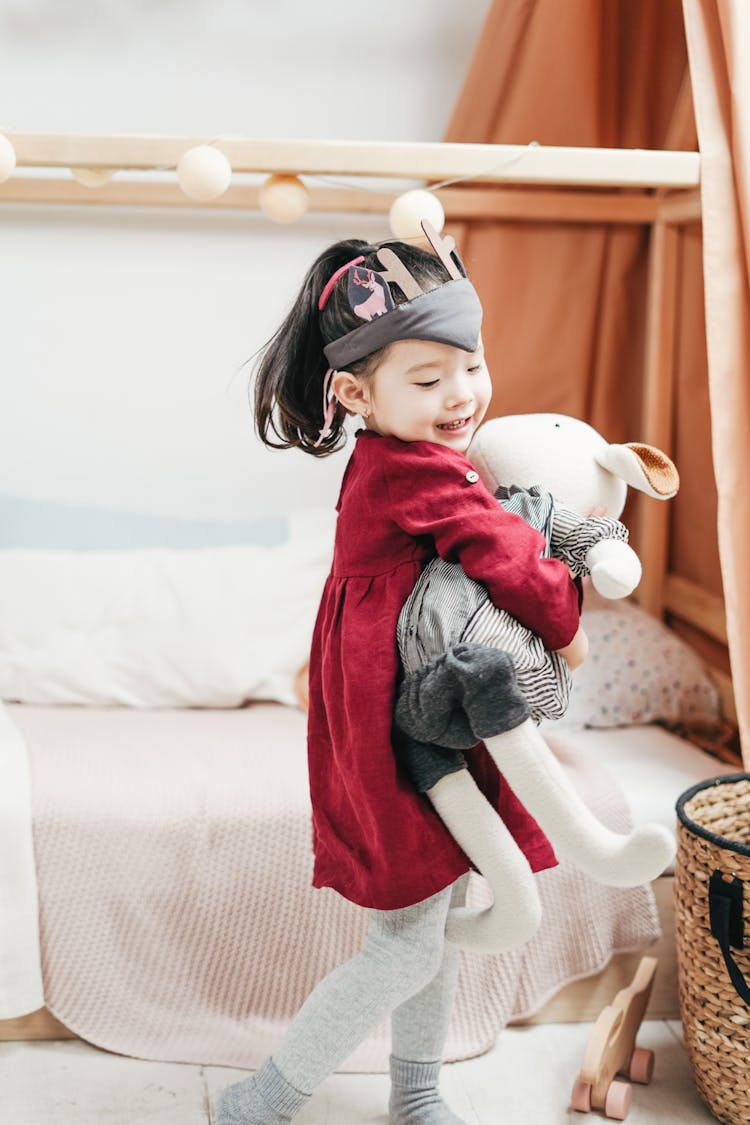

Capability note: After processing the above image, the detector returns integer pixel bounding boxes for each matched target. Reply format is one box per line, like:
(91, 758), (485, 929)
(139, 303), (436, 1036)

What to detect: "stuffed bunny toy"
(394, 413), (680, 954)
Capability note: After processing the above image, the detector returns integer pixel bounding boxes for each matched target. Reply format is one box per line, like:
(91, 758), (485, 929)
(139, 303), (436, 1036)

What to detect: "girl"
(217, 222), (586, 1125)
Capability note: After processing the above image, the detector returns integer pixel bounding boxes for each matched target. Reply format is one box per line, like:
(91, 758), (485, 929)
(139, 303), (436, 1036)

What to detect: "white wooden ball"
(259, 175), (309, 224)
(72, 167), (113, 188)
(389, 189), (445, 240)
(0, 134), (17, 183)
(177, 145), (232, 202)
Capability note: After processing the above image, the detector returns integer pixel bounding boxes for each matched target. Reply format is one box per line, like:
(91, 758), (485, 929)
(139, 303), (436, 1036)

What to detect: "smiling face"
(332, 337), (492, 454)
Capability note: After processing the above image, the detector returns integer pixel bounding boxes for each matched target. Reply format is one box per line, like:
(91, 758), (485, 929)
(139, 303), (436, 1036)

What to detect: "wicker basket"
(675, 774), (750, 1125)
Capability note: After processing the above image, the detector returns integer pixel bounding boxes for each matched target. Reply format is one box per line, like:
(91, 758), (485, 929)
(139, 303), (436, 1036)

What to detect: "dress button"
(465, 470), (479, 484)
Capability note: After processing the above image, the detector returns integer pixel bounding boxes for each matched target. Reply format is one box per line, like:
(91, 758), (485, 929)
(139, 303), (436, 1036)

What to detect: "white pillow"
(0, 509), (335, 708)
(547, 597), (721, 731)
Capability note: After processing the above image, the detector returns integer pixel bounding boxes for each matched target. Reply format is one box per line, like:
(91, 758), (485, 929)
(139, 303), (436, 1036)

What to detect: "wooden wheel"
(604, 1079), (632, 1120)
(628, 1046), (655, 1084)
(570, 1077), (592, 1112)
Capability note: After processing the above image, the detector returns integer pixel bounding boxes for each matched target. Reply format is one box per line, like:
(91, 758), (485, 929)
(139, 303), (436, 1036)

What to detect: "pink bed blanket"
(14, 701), (660, 1071)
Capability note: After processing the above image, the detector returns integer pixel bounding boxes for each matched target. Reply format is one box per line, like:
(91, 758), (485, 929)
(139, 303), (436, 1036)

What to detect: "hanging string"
(304, 140), (540, 197)
(79, 137), (541, 198)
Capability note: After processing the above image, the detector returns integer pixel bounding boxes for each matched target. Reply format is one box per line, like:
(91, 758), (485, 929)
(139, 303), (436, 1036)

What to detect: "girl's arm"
(383, 440), (581, 652)
(556, 623), (588, 669)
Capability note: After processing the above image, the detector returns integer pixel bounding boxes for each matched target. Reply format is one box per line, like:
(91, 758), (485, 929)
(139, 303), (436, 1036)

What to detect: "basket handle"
(709, 870), (750, 1006)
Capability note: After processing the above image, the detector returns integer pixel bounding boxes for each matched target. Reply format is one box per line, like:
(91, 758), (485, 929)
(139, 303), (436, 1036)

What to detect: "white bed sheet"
(0, 702), (43, 1017)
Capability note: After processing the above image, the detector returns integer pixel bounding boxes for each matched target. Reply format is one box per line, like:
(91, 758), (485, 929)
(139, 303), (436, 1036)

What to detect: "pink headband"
(318, 255), (365, 310)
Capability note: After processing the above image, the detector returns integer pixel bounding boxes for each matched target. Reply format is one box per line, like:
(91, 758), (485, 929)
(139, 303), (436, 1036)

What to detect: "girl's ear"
(331, 371), (370, 417)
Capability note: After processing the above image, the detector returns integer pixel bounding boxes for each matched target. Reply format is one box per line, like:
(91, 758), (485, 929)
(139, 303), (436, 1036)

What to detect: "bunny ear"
(594, 442), (680, 499)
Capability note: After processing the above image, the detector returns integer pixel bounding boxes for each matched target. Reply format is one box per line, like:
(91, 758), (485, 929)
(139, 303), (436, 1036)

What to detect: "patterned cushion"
(548, 597), (721, 731)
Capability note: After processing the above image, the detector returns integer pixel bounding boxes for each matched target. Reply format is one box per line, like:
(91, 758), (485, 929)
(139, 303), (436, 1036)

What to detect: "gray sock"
(216, 1059), (310, 1125)
(388, 1057), (468, 1125)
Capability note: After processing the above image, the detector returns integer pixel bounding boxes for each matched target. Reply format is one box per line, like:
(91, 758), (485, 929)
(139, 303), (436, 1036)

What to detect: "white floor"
(1, 1020), (716, 1124)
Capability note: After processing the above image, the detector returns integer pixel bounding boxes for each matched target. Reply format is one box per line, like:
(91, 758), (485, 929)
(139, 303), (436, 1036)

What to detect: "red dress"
(307, 431), (581, 910)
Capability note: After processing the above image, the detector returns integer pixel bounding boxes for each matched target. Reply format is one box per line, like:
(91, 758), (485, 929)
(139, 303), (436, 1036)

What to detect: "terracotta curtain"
(681, 0), (750, 762)
(444, 0), (689, 432)
(445, 0), (748, 763)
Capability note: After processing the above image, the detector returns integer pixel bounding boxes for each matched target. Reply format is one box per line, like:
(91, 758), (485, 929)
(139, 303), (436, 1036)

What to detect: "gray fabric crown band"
(323, 278), (483, 369)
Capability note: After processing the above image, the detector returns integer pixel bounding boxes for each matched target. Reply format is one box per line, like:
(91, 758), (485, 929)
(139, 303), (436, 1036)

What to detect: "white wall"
(0, 0), (491, 521)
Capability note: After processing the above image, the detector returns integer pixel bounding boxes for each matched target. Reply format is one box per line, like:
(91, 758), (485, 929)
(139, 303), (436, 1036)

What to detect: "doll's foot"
(483, 723), (676, 888)
(445, 894), (541, 954)
(562, 822), (676, 887)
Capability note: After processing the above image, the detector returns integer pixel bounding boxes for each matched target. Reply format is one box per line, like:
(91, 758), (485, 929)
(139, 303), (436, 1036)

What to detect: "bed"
(0, 501), (737, 1069)
(0, 129), (742, 1069)
(0, 700), (680, 1069)
(0, 711), (737, 1070)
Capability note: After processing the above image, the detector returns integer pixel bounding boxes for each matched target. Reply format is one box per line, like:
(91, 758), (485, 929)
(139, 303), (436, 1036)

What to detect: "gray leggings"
(272, 875), (469, 1094)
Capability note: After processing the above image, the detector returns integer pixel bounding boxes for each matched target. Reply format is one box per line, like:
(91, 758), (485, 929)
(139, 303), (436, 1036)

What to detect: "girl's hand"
(555, 624), (588, 670)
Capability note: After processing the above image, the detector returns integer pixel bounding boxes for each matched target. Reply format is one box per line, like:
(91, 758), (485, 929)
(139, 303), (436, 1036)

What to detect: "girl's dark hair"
(253, 239), (452, 457)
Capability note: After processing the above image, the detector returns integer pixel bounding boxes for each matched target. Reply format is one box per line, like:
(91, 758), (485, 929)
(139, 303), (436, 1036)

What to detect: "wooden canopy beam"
(0, 176), (674, 223)
(3, 132), (701, 189)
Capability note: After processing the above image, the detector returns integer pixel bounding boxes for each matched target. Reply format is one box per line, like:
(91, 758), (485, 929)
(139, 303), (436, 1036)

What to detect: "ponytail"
(253, 238), (451, 457)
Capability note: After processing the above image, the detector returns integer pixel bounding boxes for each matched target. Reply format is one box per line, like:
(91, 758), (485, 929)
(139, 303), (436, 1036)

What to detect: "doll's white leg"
(483, 720), (675, 886)
(426, 769), (542, 954)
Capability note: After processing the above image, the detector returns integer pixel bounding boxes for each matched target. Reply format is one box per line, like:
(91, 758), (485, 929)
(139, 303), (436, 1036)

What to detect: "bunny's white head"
(468, 414), (679, 518)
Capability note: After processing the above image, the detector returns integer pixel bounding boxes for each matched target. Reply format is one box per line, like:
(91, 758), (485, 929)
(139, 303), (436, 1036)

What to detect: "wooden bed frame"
(0, 114), (734, 1040)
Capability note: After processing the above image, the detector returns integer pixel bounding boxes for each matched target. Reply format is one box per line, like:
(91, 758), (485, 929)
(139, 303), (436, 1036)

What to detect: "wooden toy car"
(570, 955), (657, 1120)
